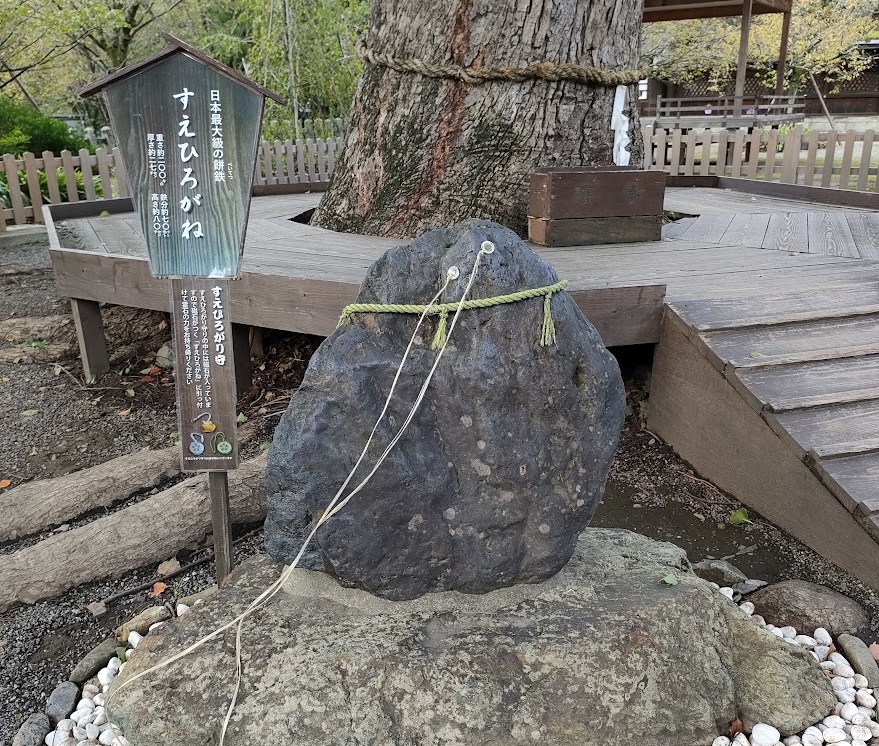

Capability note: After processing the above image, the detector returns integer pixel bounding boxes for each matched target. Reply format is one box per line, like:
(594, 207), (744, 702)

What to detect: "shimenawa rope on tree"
(339, 279), (569, 349)
(355, 40), (646, 87)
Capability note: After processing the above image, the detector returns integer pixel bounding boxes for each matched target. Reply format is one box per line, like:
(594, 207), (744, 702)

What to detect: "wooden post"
(734, 0), (753, 117)
(69, 298), (110, 380)
(775, 10), (792, 98)
(232, 323), (252, 394)
(208, 471), (234, 583)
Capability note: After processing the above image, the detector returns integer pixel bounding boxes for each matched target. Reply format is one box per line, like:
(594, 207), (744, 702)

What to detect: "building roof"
(644, 0), (792, 22)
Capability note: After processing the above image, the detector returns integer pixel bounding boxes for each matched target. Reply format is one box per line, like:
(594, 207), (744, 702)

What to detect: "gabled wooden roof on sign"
(78, 33), (285, 104)
(643, 0), (791, 22)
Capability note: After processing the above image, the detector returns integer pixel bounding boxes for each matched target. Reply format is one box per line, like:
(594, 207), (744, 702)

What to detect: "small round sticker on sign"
(213, 432), (233, 455)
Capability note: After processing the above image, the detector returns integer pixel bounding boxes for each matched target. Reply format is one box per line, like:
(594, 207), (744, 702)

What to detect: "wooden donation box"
(528, 167), (666, 247)
(80, 35), (283, 581)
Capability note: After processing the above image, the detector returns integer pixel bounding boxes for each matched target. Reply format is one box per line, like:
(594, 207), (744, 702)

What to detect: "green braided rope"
(338, 279), (569, 349)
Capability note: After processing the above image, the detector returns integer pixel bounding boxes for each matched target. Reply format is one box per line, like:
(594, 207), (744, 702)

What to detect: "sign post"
(81, 35), (284, 584)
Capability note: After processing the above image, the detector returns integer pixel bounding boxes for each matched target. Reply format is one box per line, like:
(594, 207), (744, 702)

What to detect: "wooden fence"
(1, 123), (347, 231)
(643, 126), (878, 192)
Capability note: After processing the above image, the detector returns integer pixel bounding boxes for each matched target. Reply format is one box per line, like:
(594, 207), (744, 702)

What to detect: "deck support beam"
(734, 0), (753, 116)
(70, 298), (110, 380)
(775, 9), (792, 96)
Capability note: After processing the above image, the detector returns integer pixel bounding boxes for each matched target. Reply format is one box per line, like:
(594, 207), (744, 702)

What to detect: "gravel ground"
(1, 235), (878, 742)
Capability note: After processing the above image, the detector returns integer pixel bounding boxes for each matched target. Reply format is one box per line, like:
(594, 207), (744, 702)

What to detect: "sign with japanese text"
(103, 51), (263, 278)
(172, 278), (239, 471)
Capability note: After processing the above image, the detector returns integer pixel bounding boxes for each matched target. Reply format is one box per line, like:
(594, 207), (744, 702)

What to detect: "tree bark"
(0, 447), (180, 541)
(311, 0), (644, 238)
(0, 453), (267, 611)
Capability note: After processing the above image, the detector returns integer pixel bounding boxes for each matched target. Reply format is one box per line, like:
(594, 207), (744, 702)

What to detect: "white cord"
(112, 242), (496, 746)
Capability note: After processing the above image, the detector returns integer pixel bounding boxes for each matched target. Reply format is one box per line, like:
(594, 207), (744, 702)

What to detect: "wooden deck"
(46, 184), (879, 590)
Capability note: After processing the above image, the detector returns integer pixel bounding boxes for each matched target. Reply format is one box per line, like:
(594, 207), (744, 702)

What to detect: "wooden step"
(671, 283), (879, 332)
(731, 355), (879, 414)
(771, 400), (879, 461)
(700, 314), (879, 371)
(808, 452), (879, 515)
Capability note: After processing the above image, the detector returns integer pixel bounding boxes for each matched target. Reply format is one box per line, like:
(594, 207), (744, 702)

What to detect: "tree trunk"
(311, 0), (644, 238)
(0, 453), (267, 611)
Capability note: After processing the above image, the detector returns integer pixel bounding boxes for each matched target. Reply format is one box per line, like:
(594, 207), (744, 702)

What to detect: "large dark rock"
(108, 530), (836, 746)
(749, 580), (868, 636)
(265, 220), (625, 600)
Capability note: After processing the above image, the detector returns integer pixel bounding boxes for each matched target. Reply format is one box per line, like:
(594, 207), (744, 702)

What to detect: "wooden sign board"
(88, 38), (280, 278)
(172, 279), (239, 472)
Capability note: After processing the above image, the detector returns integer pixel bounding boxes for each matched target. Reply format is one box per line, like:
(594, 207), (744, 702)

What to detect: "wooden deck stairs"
(648, 284), (879, 589)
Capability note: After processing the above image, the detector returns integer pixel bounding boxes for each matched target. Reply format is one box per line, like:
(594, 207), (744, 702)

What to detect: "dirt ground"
(1, 234), (878, 741)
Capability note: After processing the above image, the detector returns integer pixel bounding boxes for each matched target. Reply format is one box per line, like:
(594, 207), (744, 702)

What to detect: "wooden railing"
(643, 126), (878, 192)
(642, 95), (806, 128)
(1, 134), (346, 231)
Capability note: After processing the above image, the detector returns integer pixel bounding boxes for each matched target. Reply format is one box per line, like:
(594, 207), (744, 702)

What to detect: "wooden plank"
(669, 129), (682, 176)
(733, 355), (879, 413)
(113, 147), (130, 199)
(528, 170), (665, 220)
(568, 284), (666, 347)
(60, 150), (78, 203)
(528, 216), (662, 246)
(779, 125), (800, 184)
(699, 130), (712, 176)
(809, 452), (879, 515)
(803, 130), (820, 186)
(821, 132), (837, 188)
(273, 140), (288, 185)
(856, 130), (875, 192)
(69, 298), (110, 380)
(718, 212), (771, 247)
(730, 129), (744, 178)
(653, 129), (667, 172)
(317, 138), (328, 182)
(806, 212), (859, 258)
(22, 152), (44, 224)
(96, 148), (113, 199)
(79, 149), (97, 201)
(715, 177), (879, 209)
(746, 129), (762, 179)
(641, 124), (654, 169)
(42, 151), (63, 205)
(715, 130), (728, 176)
(295, 139), (306, 183)
(838, 130), (856, 191)
(847, 212), (879, 261)
(306, 139), (317, 183)
(761, 212), (808, 252)
(672, 284), (879, 331)
(773, 400), (879, 462)
(763, 129), (779, 182)
(811, 439), (879, 460)
(3, 154), (27, 225)
(684, 129), (697, 175)
(673, 212), (735, 243)
(648, 315), (879, 592)
(662, 217), (696, 239)
(261, 141), (276, 185)
(701, 314), (879, 371)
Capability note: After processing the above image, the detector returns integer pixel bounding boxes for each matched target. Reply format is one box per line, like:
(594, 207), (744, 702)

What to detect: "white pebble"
(85, 724), (99, 741)
(803, 726), (824, 740)
(176, 603), (190, 616)
(93, 694), (105, 707)
(733, 734), (750, 746)
(83, 683), (100, 696)
(834, 677), (853, 690)
(712, 738), (731, 746)
(69, 710), (92, 726)
(74, 699), (94, 712)
(72, 726), (87, 741)
(801, 735), (822, 746)
(849, 724), (872, 741)
(824, 715), (846, 728)
(720, 587), (735, 600)
(856, 706), (876, 719)
(837, 688), (857, 704)
(814, 628), (833, 645)
(779, 626), (797, 639)
(751, 723), (782, 746)
(855, 691), (876, 708)
(830, 653), (850, 666)
(56, 720), (74, 732)
(823, 727), (849, 742)
(851, 740), (867, 746)
(834, 663), (856, 678)
(753, 614), (766, 625)
(92, 712), (107, 727)
(106, 657), (121, 672)
(866, 720), (879, 737)
(96, 668), (114, 686)
(127, 630), (143, 647)
(815, 646), (831, 661)
(796, 635), (818, 648)
(783, 736), (802, 745)
(853, 674), (869, 689)
(841, 702), (860, 721)
(822, 661), (838, 671)
(147, 622), (165, 633)
(98, 732), (115, 746)
(739, 601), (755, 615)
(45, 732), (68, 746)
(772, 628), (786, 639)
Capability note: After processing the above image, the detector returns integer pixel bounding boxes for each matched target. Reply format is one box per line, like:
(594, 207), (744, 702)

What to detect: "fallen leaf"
(870, 642), (879, 662)
(149, 366), (161, 375)
(141, 375), (154, 382)
(661, 573), (679, 586)
(157, 558), (181, 576)
(729, 718), (743, 736)
(749, 351), (767, 359)
(236, 413), (248, 424)
(729, 508), (753, 525)
(125, 388), (135, 398)
(118, 408), (131, 417)
(139, 367), (153, 375)
(21, 409), (38, 417)
(149, 581), (167, 597)
(0, 479), (10, 489)
(53, 364), (62, 376)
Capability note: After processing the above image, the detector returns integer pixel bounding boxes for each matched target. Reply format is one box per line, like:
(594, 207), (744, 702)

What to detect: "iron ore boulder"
(265, 219), (625, 600)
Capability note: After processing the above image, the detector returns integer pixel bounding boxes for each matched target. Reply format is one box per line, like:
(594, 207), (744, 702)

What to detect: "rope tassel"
(431, 309), (449, 349)
(540, 291), (556, 347)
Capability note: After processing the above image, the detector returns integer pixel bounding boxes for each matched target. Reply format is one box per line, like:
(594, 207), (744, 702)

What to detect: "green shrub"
(0, 96), (88, 156)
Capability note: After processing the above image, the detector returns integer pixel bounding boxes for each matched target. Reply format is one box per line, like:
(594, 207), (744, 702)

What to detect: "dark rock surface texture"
(265, 220), (625, 599)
